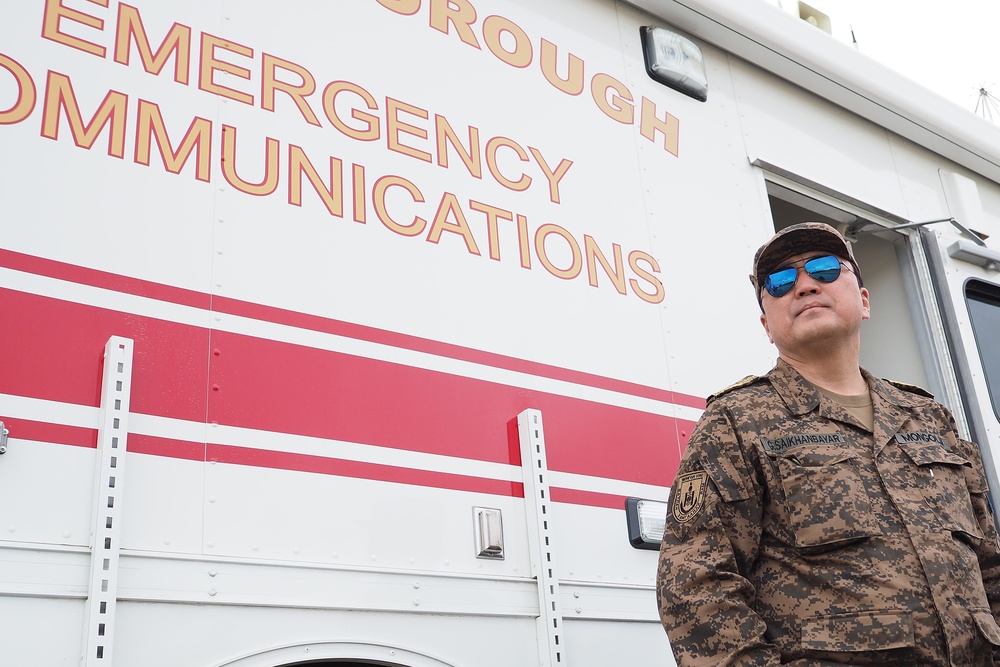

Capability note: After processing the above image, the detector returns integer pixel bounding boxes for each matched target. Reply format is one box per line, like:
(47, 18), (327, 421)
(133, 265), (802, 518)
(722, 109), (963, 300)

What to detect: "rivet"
(413, 582), (420, 589)
(208, 570), (217, 577)
(413, 599), (420, 606)
(208, 589), (217, 596)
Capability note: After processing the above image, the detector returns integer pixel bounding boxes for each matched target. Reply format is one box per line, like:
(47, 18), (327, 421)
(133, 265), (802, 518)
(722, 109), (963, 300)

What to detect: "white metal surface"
(627, 0), (1000, 183)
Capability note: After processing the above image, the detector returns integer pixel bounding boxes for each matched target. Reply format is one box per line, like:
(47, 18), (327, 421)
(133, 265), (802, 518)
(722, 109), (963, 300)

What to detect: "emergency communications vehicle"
(2, 0), (1000, 665)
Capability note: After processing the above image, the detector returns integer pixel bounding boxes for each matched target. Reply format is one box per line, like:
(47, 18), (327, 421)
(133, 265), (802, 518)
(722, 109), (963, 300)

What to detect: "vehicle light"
(625, 497), (668, 550)
(949, 239), (1000, 272)
(640, 26), (708, 102)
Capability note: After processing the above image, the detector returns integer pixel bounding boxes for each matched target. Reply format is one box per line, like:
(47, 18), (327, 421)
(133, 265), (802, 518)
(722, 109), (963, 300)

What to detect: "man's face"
(759, 251), (870, 356)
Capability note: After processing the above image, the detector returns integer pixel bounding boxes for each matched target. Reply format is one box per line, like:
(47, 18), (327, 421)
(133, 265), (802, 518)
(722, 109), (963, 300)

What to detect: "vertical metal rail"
(518, 409), (564, 666)
(82, 337), (134, 666)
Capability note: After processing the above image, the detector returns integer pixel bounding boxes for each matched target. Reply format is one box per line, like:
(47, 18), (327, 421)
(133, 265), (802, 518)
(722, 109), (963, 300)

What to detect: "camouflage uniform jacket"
(657, 360), (1000, 666)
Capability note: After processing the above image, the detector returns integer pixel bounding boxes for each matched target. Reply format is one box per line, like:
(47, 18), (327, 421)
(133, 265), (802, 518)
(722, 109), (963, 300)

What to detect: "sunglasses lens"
(765, 267), (797, 298)
(804, 255), (842, 283)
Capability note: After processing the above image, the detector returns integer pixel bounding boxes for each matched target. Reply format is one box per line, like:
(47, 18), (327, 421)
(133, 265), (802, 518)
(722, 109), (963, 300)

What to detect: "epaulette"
(707, 374), (766, 404)
(883, 378), (934, 399)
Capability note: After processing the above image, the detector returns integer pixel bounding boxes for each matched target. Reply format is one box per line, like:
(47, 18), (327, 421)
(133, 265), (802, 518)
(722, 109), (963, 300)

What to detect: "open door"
(765, 181), (942, 396)
(765, 175), (1000, 510)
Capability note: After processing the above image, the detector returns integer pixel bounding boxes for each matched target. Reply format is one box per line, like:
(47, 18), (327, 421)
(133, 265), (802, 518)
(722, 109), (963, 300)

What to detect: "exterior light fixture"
(625, 497), (668, 550)
(949, 239), (1000, 272)
(640, 26), (708, 102)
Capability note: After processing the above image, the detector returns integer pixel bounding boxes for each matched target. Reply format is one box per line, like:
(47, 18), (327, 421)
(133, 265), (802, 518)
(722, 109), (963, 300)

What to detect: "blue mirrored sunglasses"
(764, 254), (844, 298)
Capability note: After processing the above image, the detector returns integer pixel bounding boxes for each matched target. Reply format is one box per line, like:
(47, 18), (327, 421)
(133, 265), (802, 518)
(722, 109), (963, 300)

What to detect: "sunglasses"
(764, 254), (846, 298)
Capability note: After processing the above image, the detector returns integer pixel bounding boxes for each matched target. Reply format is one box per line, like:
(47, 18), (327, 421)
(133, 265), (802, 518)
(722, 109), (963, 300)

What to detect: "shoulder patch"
(670, 471), (708, 524)
(883, 378), (934, 399)
(708, 374), (765, 404)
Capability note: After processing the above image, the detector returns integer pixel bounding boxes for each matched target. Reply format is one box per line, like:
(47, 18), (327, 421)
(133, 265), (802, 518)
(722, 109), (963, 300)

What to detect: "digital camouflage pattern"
(657, 360), (1000, 666)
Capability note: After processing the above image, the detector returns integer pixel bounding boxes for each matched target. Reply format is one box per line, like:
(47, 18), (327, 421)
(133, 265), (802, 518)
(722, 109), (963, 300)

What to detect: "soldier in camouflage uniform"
(657, 222), (1000, 666)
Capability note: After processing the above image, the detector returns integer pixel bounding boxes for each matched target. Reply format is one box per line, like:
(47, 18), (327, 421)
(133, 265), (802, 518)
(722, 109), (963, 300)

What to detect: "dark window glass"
(966, 280), (1000, 422)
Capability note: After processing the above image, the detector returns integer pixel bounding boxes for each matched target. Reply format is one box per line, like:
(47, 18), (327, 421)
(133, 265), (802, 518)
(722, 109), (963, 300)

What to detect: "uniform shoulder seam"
(883, 378), (934, 399)
(708, 374), (766, 404)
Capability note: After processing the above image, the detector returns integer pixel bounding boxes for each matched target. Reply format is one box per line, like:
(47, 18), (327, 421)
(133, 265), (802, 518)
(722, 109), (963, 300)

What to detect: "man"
(657, 222), (1000, 666)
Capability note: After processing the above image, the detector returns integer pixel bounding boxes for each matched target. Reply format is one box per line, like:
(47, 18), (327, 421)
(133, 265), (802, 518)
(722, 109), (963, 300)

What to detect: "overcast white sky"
(829, 0), (1000, 119)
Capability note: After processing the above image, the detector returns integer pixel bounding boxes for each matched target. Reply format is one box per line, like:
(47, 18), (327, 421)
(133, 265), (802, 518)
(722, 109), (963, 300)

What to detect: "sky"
(823, 0), (1000, 120)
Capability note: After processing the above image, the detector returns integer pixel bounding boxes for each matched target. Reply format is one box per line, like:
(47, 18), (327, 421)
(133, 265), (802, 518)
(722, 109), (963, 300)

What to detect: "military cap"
(750, 222), (863, 304)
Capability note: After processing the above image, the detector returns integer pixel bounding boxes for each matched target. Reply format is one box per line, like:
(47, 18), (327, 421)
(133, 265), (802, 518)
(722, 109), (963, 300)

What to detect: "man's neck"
(778, 350), (867, 395)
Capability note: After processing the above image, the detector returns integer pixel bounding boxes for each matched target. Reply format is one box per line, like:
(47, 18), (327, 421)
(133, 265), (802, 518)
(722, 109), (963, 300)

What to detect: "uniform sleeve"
(656, 402), (781, 667)
(943, 408), (1000, 661)
(955, 434), (1000, 616)
(942, 409), (1000, 616)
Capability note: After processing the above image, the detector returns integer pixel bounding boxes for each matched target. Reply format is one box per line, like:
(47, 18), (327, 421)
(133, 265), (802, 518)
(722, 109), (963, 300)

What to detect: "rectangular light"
(641, 26), (708, 102)
(625, 497), (668, 549)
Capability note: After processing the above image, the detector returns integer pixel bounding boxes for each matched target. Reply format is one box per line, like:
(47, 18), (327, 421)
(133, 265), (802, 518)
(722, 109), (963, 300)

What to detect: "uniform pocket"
(897, 440), (984, 542)
(777, 446), (881, 550)
(800, 609), (915, 652)
(972, 609), (1000, 647)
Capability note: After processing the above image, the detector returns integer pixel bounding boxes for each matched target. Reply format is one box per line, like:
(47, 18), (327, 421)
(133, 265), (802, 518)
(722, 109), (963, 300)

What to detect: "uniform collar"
(765, 359), (822, 416)
(865, 372), (926, 409)
(766, 360), (919, 442)
(766, 359), (922, 407)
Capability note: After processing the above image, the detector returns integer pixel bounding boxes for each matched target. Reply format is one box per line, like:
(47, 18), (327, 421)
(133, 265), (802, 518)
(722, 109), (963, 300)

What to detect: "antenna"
(975, 86), (1000, 123)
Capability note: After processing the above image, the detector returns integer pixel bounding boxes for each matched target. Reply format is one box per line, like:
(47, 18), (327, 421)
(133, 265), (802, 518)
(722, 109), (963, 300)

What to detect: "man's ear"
(760, 312), (774, 343)
(860, 287), (871, 321)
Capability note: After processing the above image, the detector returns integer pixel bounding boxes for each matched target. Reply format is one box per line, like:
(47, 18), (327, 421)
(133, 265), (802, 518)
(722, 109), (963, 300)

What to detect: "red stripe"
(0, 287), (685, 487)
(212, 294), (706, 410)
(0, 248), (210, 310)
(0, 418), (662, 508)
(0, 417), (96, 449)
(549, 487), (630, 510)
(0, 247), (705, 410)
(0, 288), (209, 421)
(0, 255), (692, 488)
(207, 443), (525, 498)
(209, 329), (685, 486)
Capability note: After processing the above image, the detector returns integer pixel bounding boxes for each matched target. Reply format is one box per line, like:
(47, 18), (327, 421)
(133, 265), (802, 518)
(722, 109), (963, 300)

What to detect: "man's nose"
(795, 270), (823, 296)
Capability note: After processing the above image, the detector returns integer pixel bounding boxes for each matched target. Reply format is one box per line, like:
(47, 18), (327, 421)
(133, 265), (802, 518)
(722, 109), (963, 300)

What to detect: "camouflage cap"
(750, 222), (863, 304)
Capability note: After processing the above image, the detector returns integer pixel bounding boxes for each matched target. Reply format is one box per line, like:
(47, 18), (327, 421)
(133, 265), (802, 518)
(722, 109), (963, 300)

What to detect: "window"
(966, 280), (1000, 421)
